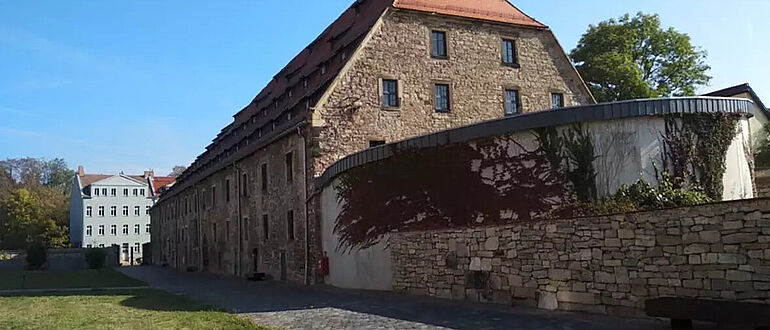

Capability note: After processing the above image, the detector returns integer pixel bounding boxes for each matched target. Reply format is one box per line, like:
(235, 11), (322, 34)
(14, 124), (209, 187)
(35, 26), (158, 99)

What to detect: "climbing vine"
(662, 113), (739, 199)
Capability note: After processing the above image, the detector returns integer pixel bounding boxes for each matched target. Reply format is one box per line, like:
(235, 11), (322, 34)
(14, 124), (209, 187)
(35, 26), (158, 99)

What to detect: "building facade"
(69, 167), (174, 263)
(151, 0), (594, 283)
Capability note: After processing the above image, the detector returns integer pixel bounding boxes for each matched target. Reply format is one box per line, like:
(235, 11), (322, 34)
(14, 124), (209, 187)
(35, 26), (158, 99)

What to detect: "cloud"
(0, 127), (44, 139)
(0, 105), (43, 119)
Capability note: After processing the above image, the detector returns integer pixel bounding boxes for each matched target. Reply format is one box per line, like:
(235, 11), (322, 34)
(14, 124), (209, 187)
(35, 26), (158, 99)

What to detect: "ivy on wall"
(662, 113), (739, 199)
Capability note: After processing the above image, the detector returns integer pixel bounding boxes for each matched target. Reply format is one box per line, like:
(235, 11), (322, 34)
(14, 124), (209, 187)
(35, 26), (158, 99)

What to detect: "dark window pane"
(369, 140), (386, 148)
(383, 80), (399, 107)
(505, 90), (519, 116)
(431, 31), (447, 58)
(435, 84), (450, 112)
(502, 40), (517, 64)
(551, 93), (564, 109)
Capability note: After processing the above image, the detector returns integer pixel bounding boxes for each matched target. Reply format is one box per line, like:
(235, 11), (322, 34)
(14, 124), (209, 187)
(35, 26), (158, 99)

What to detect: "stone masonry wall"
(311, 9), (592, 176)
(391, 198), (770, 317)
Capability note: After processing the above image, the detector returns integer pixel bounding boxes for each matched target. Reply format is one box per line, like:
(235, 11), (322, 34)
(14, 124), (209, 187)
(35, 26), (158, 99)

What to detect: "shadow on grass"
(0, 289), (222, 313)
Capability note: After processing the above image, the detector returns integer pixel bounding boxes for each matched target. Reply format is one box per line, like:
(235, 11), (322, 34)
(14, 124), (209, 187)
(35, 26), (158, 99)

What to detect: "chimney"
(144, 170), (154, 178)
(77, 166), (84, 176)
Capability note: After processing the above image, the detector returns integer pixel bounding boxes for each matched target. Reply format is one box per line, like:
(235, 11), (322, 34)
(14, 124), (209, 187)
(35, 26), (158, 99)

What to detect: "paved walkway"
(118, 266), (668, 330)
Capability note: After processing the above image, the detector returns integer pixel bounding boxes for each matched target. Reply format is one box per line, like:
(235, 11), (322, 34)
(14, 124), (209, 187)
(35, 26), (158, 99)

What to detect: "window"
(94, 188), (100, 196)
(140, 189), (145, 196)
(86, 226), (92, 236)
(133, 189), (138, 196)
(110, 225), (117, 236)
(110, 206), (117, 217)
(263, 214), (269, 240)
(504, 89), (520, 116)
(98, 225), (105, 236)
(86, 206), (92, 217)
(134, 224), (140, 235)
(122, 206), (129, 217)
(101, 188), (107, 196)
(133, 243), (140, 253)
(382, 79), (399, 107)
(287, 210), (295, 240)
(99, 244), (105, 248)
(213, 223), (218, 242)
(122, 243), (129, 261)
(320, 64), (327, 75)
(98, 206), (104, 217)
(502, 39), (517, 66)
(243, 217), (249, 241)
(369, 140), (386, 148)
(434, 84), (450, 112)
(146, 206), (151, 215)
(285, 152), (294, 183)
(260, 164), (268, 192)
(551, 93), (564, 109)
(225, 179), (231, 202)
(123, 188), (129, 196)
(122, 224), (129, 235)
(430, 31), (447, 59)
(211, 186), (217, 207)
(134, 206), (140, 216)
(110, 188), (116, 196)
(146, 224), (151, 233)
(241, 172), (249, 197)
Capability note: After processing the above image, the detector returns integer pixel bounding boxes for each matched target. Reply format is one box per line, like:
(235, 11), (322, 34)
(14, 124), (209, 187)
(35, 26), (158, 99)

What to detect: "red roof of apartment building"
(393, 0), (546, 27)
(151, 176), (176, 196)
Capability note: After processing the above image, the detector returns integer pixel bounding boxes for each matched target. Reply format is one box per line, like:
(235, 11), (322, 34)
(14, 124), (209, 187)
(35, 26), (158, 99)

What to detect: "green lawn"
(0, 269), (146, 290)
(0, 289), (266, 329)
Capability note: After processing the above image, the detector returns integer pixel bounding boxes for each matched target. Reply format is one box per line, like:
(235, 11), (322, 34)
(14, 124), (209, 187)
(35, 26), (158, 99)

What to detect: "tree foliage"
(570, 13), (711, 102)
(168, 165), (187, 177)
(0, 158), (72, 249)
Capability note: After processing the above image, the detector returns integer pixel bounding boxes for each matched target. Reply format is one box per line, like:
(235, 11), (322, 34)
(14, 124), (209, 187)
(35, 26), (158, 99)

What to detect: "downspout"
(235, 162), (242, 277)
(298, 126), (310, 285)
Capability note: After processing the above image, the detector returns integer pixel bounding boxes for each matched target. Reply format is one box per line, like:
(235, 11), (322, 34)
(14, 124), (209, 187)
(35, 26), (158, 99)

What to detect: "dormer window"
(303, 79), (308, 89)
(320, 64), (327, 75)
(288, 89), (293, 98)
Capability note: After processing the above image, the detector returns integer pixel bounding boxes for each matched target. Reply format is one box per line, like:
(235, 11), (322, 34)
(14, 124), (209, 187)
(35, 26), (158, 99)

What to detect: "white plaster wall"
(590, 117), (665, 197)
(722, 117), (754, 200)
(320, 180), (393, 291)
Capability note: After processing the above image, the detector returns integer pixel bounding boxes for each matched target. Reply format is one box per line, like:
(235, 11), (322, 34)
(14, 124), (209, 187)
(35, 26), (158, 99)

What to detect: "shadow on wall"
(0, 251), (25, 271)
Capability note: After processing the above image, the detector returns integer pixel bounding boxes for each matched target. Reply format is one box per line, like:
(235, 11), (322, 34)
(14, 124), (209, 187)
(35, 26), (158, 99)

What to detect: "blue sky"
(1, 0), (768, 176)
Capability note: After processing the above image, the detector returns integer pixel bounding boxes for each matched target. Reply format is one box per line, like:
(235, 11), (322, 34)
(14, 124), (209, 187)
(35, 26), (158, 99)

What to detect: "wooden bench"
(646, 297), (770, 330)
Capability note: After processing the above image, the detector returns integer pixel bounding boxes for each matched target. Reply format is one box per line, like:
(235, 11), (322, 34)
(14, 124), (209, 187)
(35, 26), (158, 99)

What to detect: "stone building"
(152, 0), (593, 283)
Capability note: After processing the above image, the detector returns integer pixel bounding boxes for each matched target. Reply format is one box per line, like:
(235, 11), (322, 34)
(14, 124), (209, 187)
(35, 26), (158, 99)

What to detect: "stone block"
(618, 229), (635, 239)
(548, 268), (571, 281)
(657, 235), (682, 246)
(684, 244), (709, 254)
(556, 291), (596, 305)
(723, 233), (758, 244)
(605, 238), (621, 247)
(538, 291), (558, 310)
(484, 236), (499, 251)
(726, 270), (752, 281)
(469, 257), (481, 271)
(723, 221), (743, 230)
(699, 231), (721, 243)
(512, 286), (537, 299)
(595, 271), (616, 284)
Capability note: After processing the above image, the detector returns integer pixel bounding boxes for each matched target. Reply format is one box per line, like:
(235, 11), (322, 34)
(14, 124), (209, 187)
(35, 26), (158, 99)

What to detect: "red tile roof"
(152, 176), (176, 195)
(393, 0), (546, 28)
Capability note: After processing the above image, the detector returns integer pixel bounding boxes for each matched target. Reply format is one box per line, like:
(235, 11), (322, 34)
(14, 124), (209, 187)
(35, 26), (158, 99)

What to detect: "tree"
(168, 166), (187, 177)
(0, 189), (67, 249)
(570, 13), (711, 103)
(0, 158), (75, 193)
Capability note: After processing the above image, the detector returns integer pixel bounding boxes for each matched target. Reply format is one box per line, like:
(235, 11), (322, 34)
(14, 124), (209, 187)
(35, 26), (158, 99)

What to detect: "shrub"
(85, 249), (107, 269)
(584, 172), (712, 215)
(25, 243), (47, 270)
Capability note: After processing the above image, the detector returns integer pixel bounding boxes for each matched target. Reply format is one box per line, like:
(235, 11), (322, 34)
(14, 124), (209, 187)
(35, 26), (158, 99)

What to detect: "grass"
(0, 289), (267, 329)
(0, 269), (146, 290)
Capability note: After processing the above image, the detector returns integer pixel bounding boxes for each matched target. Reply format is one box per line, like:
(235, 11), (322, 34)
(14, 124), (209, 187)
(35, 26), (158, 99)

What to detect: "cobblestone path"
(118, 266), (668, 330)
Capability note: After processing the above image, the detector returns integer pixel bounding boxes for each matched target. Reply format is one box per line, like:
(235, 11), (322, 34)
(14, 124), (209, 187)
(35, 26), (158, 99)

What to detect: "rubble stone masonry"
(391, 198), (770, 317)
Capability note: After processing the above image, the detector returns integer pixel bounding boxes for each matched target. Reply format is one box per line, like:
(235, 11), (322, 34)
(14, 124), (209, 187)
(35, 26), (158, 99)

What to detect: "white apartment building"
(69, 166), (174, 263)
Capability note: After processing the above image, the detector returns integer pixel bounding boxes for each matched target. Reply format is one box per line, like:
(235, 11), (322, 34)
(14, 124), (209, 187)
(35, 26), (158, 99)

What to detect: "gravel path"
(118, 266), (668, 330)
